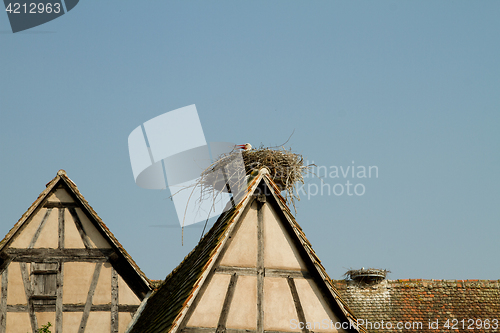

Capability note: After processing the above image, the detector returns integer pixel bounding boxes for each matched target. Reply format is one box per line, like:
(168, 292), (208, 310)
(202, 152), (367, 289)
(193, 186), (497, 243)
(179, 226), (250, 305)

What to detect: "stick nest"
(199, 146), (311, 212)
(344, 268), (390, 283)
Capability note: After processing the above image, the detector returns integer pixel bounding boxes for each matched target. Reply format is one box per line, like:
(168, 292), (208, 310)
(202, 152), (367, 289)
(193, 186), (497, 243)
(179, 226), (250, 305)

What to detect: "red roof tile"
(333, 279), (500, 332)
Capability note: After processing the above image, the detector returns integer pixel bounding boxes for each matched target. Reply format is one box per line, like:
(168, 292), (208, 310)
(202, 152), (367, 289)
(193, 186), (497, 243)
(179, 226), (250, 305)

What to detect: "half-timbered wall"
(178, 199), (346, 333)
(0, 185), (142, 333)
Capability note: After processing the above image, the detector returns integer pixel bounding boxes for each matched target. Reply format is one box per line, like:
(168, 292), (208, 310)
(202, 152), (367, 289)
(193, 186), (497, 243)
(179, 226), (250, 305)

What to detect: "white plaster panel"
(93, 262), (112, 304)
(220, 201), (258, 268)
(47, 187), (75, 203)
(63, 312), (82, 333)
(7, 262), (27, 305)
(64, 208), (85, 248)
(10, 208), (47, 248)
(34, 207), (59, 249)
(186, 273), (231, 328)
(118, 275), (140, 305)
(294, 278), (343, 332)
(6, 312), (32, 333)
(63, 262), (94, 304)
(263, 277), (300, 331)
(119, 312), (134, 333)
(36, 312), (55, 330)
(226, 275), (257, 329)
(263, 203), (306, 270)
(86, 312), (111, 332)
(76, 208), (111, 248)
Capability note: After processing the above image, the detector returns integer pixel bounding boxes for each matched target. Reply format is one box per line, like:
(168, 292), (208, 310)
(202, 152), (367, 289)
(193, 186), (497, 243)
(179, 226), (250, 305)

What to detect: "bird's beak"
(236, 145), (245, 149)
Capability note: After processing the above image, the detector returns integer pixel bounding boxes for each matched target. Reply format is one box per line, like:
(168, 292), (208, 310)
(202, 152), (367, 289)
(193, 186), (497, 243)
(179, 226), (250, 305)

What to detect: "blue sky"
(1, 1), (499, 280)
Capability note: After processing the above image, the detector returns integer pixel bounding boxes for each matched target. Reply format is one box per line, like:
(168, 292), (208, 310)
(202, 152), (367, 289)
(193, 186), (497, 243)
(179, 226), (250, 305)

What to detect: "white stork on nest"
(236, 143), (252, 151)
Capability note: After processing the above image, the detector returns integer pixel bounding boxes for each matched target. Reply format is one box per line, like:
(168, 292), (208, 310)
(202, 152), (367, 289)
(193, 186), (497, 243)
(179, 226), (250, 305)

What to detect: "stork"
(236, 143), (252, 150)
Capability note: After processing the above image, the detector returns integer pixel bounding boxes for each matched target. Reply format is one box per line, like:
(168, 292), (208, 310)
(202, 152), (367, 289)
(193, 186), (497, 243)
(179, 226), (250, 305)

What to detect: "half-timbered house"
(0, 170), (152, 333)
(127, 168), (366, 333)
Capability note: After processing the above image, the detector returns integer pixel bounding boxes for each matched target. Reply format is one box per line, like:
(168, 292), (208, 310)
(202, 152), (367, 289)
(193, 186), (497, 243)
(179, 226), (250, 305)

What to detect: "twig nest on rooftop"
(200, 146), (311, 212)
(344, 268), (390, 284)
(242, 147), (305, 191)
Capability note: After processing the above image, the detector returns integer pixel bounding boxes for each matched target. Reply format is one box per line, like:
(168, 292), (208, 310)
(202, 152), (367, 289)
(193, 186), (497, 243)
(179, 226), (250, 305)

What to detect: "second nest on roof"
(199, 146), (310, 211)
(344, 268), (390, 284)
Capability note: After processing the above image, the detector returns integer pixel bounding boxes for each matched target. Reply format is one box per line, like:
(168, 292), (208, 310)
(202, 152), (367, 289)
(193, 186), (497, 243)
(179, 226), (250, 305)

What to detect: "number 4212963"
(5, 3), (61, 14)
(443, 319), (498, 330)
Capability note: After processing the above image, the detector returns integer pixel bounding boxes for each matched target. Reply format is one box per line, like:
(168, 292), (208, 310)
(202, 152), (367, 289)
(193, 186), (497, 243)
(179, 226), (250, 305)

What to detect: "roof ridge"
(130, 168), (366, 333)
(0, 170), (152, 291)
(128, 170), (266, 333)
(56, 171), (152, 289)
(0, 171), (62, 251)
(260, 174), (367, 333)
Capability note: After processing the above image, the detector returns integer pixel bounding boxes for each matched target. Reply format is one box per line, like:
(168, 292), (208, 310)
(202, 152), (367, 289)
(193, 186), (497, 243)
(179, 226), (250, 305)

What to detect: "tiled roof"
(333, 279), (500, 332)
(128, 169), (366, 333)
(0, 169), (153, 296)
(127, 183), (251, 333)
(150, 280), (164, 290)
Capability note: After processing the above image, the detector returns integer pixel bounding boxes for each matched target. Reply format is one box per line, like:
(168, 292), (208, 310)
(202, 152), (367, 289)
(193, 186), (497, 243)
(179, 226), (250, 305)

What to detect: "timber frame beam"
(5, 249), (114, 262)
